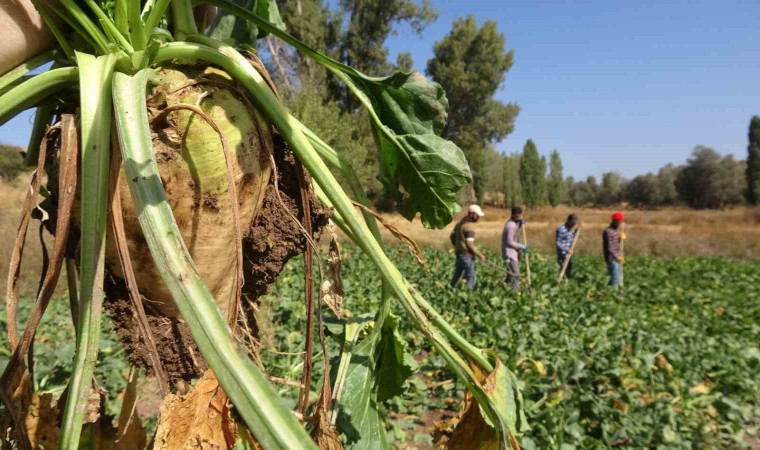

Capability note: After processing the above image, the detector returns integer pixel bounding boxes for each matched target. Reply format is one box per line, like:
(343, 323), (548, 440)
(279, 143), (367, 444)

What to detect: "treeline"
(483, 135), (755, 210)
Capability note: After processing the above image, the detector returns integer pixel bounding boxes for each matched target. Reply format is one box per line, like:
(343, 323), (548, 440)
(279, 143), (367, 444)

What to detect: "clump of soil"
(103, 134), (330, 386)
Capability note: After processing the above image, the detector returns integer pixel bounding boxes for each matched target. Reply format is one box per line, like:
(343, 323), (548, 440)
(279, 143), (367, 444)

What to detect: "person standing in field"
(502, 207), (528, 291)
(556, 214), (579, 278)
(603, 212), (626, 288)
(449, 205), (487, 290)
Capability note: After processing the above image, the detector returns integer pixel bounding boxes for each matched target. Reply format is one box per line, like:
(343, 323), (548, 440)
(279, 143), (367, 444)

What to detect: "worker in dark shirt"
(603, 212), (626, 287)
(449, 205), (486, 290)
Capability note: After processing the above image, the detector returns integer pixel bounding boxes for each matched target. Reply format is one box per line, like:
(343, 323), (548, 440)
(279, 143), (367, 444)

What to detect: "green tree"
(0, 144), (24, 181)
(547, 150), (563, 207)
(395, 52), (414, 72)
(597, 171), (624, 206)
(327, 0), (437, 109)
(657, 163), (680, 205)
(426, 15), (519, 200)
(519, 139), (545, 208)
(746, 116), (760, 204)
(676, 146), (746, 208)
(625, 174), (662, 207)
(567, 178), (595, 206)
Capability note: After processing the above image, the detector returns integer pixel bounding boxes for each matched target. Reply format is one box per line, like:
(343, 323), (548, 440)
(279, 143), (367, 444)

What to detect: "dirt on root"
(103, 134), (330, 388)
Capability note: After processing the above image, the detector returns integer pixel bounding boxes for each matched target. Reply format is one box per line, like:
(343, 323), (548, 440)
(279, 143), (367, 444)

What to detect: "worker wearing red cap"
(603, 212), (626, 288)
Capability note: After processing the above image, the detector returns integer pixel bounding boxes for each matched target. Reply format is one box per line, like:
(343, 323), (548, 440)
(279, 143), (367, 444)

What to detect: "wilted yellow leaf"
(655, 354), (674, 374)
(689, 381), (712, 395)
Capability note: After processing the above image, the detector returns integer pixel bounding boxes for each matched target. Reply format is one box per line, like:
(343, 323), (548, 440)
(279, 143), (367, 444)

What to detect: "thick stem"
(143, 0), (172, 38)
(59, 52), (117, 449)
(170, 0), (198, 36)
(0, 67), (78, 126)
(0, 49), (57, 90)
(111, 69), (316, 450)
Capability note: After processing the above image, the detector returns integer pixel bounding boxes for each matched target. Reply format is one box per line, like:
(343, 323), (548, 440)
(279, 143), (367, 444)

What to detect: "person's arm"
(0, 0), (55, 76)
(463, 224), (485, 260)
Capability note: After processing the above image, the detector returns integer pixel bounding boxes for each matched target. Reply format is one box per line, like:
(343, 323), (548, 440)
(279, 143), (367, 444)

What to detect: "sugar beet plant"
(0, 1), (525, 448)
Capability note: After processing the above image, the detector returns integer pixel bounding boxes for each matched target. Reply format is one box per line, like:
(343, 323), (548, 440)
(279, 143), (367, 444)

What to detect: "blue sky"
(385, 0), (760, 178)
(2, 0), (759, 179)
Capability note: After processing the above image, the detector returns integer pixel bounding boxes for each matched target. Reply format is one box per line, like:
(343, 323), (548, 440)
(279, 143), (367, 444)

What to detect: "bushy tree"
(657, 163), (680, 205)
(747, 116), (760, 204)
(547, 150), (563, 207)
(567, 178), (595, 206)
(0, 144), (24, 181)
(327, 0), (437, 109)
(625, 174), (662, 207)
(676, 146), (746, 209)
(519, 140), (546, 208)
(597, 171), (624, 205)
(427, 15), (519, 199)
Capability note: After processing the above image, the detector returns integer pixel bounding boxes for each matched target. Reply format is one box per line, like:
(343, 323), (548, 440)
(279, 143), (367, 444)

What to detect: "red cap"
(612, 212), (625, 221)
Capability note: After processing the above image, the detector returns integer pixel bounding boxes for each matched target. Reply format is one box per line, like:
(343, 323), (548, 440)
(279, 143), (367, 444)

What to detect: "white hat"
(468, 204), (485, 217)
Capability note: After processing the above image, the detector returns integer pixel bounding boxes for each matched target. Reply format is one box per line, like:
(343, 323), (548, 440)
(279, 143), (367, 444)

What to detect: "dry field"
(374, 204), (760, 260)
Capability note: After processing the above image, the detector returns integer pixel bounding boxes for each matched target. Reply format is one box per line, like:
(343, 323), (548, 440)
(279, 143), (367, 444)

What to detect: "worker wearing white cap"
(449, 205), (487, 290)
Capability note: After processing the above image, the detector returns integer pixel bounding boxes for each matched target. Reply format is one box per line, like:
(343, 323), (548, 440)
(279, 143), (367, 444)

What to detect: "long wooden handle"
(521, 225), (531, 285)
(620, 223), (625, 289)
(558, 224), (582, 283)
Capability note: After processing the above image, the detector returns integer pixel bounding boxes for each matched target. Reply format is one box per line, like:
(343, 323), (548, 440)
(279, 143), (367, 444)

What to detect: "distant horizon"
(2, 0), (759, 180)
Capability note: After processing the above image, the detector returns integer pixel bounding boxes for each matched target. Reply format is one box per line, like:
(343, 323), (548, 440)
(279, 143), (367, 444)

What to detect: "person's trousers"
(607, 259), (621, 287)
(451, 253), (476, 290)
(558, 253), (573, 278)
(504, 258), (520, 291)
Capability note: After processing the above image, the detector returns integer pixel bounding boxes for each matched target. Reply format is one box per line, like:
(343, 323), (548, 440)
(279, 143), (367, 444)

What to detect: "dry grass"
(373, 205), (760, 260)
(0, 177), (69, 299)
(3, 177), (759, 302)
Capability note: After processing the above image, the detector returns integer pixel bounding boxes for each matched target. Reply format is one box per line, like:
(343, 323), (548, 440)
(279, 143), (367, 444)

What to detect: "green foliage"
(205, 0), (286, 44)
(746, 115), (760, 205)
(426, 15), (519, 200)
(676, 146), (746, 209)
(395, 52), (414, 72)
(259, 245), (759, 449)
(519, 139), (546, 208)
(0, 297), (130, 419)
(326, 0), (437, 109)
(597, 171), (623, 206)
(547, 150), (563, 207)
(0, 144), (24, 180)
(286, 86), (380, 195)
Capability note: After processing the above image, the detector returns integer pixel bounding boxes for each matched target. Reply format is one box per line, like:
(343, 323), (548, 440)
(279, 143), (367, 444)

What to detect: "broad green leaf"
(375, 315), (417, 402)
(337, 333), (388, 450)
(206, 0), (285, 44)
(335, 69), (471, 229)
(481, 356), (528, 436)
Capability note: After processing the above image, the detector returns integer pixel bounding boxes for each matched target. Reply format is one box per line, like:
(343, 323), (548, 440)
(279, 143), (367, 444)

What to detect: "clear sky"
(1, 0), (758, 179)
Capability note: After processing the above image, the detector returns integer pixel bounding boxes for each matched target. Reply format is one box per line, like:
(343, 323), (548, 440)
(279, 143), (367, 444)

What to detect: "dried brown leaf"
(115, 367), (147, 450)
(310, 381), (342, 450)
(153, 370), (237, 450)
(434, 361), (520, 450)
(320, 233), (344, 318)
(25, 391), (60, 449)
